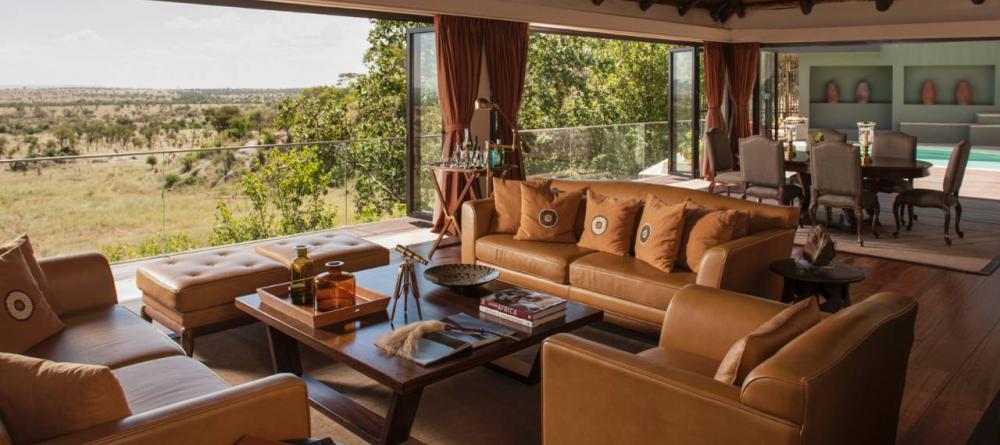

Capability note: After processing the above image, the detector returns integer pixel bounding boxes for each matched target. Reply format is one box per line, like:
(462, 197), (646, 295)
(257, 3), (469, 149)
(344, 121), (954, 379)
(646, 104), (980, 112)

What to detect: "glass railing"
(0, 139), (408, 262)
(520, 121), (672, 180)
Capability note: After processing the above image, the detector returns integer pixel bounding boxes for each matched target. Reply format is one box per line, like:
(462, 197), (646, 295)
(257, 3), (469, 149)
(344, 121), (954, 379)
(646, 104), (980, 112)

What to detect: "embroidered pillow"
(491, 178), (551, 234)
(577, 190), (642, 256)
(714, 298), (821, 385)
(633, 194), (687, 272)
(0, 353), (132, 444)
(514, 182), (584, 243)
(0, 239), (64, 354)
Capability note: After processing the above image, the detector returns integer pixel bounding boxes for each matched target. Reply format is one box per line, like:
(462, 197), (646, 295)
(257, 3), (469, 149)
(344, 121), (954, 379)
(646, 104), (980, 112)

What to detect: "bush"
(163, 173), (180, 189)
(99, 233), (198, 263)
(146, 155), (157, 168)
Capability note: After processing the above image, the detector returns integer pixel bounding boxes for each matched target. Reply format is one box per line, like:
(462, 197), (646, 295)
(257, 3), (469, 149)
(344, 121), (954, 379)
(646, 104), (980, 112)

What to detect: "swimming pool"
(916, 145), (1000, 171)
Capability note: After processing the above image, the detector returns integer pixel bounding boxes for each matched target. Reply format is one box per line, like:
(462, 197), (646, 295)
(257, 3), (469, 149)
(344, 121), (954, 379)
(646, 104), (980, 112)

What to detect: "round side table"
(769, 258), (866, 313)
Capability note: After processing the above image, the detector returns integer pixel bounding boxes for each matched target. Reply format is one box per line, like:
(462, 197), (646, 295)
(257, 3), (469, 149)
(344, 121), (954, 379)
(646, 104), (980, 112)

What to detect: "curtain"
(483, 20), (530, 180)
(432, 15), (484, 234)
(702, 41), (728, 179)
(726, 42), (760, 160)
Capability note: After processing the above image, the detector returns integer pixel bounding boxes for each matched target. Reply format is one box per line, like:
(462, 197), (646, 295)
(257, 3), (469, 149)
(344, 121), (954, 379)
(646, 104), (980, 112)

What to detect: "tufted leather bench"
(136, 232), (389, 356)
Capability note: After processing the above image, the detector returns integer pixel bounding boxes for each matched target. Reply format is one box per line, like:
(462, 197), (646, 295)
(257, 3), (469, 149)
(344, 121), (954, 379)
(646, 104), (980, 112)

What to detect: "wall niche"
(903, 65), (995, 105)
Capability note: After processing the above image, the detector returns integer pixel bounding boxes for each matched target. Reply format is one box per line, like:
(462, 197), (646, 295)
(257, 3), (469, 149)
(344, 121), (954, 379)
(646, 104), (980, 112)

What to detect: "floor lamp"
(474, 97), (529, 179)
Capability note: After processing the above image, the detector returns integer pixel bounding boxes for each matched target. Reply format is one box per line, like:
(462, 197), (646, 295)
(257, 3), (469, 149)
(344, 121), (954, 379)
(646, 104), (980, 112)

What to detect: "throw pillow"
(0, 353), (132, 443)
(0, 240), (64, 354)
(577, 190), (642, 256)
(633, 194), (687, 272)
(514, 181), (584, 243)
(11, 234), (54, 305)
(491, 178), (551, 234)
(678, 200), (742, 273)
(714, 298), (821, 386)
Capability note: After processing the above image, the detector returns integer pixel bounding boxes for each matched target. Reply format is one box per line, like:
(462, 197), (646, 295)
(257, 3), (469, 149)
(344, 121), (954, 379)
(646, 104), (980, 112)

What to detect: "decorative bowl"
(423, 264), (499, 289)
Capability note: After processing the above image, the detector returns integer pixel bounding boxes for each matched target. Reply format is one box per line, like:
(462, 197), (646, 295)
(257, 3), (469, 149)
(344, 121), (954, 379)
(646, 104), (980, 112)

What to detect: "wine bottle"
(290, 245), (315, 306)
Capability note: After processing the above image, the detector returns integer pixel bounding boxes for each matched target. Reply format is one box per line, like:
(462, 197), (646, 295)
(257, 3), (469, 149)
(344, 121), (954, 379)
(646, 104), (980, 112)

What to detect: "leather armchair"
(542, 285), (917, 445)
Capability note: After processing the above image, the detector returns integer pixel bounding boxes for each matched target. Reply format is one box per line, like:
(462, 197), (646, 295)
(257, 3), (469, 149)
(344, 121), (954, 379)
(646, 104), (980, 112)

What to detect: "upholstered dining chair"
(806, 128), (848, 150)
(871, 131), (920, 220)
(810, 141), (881, 246)
(892, 140), (971, 246)
(739, 136), (804, 224)
(706, 127), (740, 196)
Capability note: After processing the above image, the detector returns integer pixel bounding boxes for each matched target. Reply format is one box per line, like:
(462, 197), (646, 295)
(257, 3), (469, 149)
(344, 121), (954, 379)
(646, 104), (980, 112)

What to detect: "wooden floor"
(423, 237), (998, 444)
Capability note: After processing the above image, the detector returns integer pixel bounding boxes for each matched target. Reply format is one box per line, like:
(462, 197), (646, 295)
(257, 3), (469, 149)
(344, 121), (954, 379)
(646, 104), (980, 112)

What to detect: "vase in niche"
(921, 80), (937, 105)
(825, 81), (840, 104)
(955, 80), (973, 105)
(855, 80), (871, 104)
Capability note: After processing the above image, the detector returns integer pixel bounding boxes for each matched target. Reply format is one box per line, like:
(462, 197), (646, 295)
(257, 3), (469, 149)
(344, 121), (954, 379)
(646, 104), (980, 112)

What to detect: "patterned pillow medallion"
(577, 190), (641, 256)
(633, 194), (687, 272)
(0, 239), (64, 354)
(514, 181), (584, 243)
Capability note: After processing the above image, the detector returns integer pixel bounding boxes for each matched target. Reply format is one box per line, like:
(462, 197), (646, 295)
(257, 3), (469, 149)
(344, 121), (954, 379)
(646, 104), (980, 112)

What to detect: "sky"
(0, 0), (376, 89)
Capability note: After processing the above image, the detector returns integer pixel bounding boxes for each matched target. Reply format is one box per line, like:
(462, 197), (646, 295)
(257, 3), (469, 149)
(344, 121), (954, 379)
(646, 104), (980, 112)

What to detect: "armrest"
(461, 198), (496, 264)
(658, 285), (787, 360)
(39, 374), (310, 445)
(696, 228), (795, 300)
(38, 251), (118, 316)
(541, 334), (799, 445)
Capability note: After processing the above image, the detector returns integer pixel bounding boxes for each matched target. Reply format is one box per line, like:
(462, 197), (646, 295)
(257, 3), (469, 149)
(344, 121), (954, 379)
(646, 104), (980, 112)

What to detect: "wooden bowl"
(423, 264), (499, 289)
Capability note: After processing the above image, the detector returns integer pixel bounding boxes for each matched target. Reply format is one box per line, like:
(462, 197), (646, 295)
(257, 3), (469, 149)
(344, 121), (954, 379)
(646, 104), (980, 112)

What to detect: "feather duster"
(375, 320), (447, 358)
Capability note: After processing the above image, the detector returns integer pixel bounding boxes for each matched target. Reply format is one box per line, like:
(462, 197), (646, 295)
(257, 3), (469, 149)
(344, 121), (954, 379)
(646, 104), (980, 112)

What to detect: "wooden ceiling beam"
(591, 0), (604, 5)
(638, 0), (655, 11)
(875, 0), (894, 11)
(677, 0), (704, 16)
(972, 0), (985, 4)
(799, 0), (813, 15)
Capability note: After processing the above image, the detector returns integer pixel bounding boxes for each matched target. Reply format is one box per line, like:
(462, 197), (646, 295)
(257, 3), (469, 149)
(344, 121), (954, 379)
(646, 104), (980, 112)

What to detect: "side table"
(769, 258), (866, 312)
(424, 164), (512, 259)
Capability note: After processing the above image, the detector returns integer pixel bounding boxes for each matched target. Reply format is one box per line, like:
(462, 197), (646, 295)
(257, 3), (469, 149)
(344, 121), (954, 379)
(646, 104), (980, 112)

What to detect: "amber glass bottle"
(314, 261), (356, 311)
(289, 245), (315, 306)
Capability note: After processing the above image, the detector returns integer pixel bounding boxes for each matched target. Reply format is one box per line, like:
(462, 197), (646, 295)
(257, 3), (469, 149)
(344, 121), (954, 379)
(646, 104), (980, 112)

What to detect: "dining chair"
(739, 136), (804, 225)
(892, 140), (971, 246)
(871, 131), (919, 221)
(809, 141), (881, 246)
(705, 127), (740, 196)
(806, 128), (848, 150)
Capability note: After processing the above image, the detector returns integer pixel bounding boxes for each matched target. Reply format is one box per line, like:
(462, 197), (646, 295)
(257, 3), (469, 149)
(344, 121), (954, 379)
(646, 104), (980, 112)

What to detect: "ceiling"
(617, 0), (890, 23)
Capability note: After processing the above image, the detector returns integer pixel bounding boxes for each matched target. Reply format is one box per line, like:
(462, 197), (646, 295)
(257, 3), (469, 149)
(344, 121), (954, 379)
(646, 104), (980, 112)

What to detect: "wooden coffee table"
(235, 264), (603, 445)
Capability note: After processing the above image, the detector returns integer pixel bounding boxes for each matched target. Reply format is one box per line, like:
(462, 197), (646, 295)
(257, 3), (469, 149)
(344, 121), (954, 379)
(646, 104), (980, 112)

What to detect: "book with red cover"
(480, 288), (566, 320)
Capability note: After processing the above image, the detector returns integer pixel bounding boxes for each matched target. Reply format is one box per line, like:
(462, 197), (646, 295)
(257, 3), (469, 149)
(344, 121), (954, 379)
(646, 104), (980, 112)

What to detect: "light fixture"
(473, 97), (530, 177)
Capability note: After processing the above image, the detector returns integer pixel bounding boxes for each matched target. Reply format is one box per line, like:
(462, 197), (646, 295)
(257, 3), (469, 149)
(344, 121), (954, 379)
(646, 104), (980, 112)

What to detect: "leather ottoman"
(137, 232), (390, 356)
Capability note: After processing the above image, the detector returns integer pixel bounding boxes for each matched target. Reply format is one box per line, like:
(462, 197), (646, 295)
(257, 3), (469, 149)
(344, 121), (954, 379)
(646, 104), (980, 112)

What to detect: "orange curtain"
(702, 41), (728, 179)
(726, 42), (760, 160)
(432, 15), (484, 234)
(483, 20), (530, 180)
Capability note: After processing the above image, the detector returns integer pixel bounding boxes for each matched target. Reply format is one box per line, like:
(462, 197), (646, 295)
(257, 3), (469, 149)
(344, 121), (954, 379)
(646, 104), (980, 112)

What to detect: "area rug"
(122, 301), (655, 445)
(794, 196), (1000, 275)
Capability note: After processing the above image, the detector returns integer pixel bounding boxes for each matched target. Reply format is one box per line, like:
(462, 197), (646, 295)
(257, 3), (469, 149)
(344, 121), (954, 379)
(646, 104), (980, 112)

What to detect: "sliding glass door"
(405, 27), (440, 219)
(669, 47), (700, 177)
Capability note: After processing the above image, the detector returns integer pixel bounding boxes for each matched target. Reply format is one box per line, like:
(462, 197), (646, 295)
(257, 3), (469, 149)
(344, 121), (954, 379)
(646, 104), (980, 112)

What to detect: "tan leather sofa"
(462, 179), (799, 333)
(4, 252), (310, 445)
(541, 285), (917, 445)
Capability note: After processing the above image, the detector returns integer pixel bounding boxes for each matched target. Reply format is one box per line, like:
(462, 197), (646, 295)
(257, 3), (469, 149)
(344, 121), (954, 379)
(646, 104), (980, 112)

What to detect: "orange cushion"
(514, 182), (584, 243)
(577, 190), (642, 256)
(714, 298), (821, 385)
(11, 234), (54, 304)
(633, 194), (687, 272)
(0, 352), (132, 444)
(678, 200), (742, 273)
(1, 238), (64, 354)
(491, 178), (551, 234)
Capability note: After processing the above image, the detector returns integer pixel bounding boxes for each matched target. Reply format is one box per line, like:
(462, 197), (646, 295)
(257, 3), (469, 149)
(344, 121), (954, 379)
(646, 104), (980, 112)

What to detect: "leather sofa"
(4, 252), (310, 445)
(461, 179), (799, 333)
(541, 285), (918, 445)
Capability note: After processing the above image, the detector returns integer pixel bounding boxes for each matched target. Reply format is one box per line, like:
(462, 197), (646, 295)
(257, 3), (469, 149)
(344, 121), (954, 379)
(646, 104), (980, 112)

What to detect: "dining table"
(783, 149), (934, 222)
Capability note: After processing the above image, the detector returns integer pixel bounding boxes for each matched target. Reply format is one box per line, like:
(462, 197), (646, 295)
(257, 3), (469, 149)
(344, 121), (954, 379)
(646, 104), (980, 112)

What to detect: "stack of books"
(480, 288), (566, 328)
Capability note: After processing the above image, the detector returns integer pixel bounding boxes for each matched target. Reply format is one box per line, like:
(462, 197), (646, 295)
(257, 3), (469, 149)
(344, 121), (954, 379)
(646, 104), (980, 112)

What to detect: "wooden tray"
(257, 282), (389, 328)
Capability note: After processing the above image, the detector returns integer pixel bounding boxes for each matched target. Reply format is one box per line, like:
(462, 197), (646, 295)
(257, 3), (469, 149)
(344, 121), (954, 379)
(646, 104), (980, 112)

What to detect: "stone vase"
(921, 80), (937, 105)
(955, 80), (973, 105)
(825, 81), (840, 104)
(855, 80), (871, 104)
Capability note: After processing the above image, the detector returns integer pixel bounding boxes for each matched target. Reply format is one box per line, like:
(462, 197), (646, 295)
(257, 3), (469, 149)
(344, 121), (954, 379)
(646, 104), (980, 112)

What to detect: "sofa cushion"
(253, 232), (389, 271)
(491, 178), (551, 234)
(577, 189), (641, 256)
(136, 247), (288, 312)
(679, 201), (743, 273)
(113, 355), (228, 414)
(27, 306), (183, 369)
(637, 347), (721, 377)
(477, 234), (594, 284)
(715, 297), (820, 386)
(8, 234), (54, 305)
(0, 352), (131, 444)
(633, 194), (687, 272)
(515, 182), (584, 243)
(0, 239), (64, 354)
(569, 252), (697, 310)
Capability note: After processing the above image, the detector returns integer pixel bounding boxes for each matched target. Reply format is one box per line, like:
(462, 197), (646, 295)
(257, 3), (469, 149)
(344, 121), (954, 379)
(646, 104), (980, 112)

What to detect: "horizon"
(0, 0), (376, 89)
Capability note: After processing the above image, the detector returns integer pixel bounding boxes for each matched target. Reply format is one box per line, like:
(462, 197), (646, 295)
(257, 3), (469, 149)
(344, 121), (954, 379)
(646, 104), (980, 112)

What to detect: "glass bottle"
(314, 261), (356, 311)
(289, 245), (315, 306)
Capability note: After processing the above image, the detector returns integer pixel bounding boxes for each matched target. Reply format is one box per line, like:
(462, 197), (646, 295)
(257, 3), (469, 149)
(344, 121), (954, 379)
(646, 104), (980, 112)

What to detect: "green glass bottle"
(289, 245), (315, 306)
